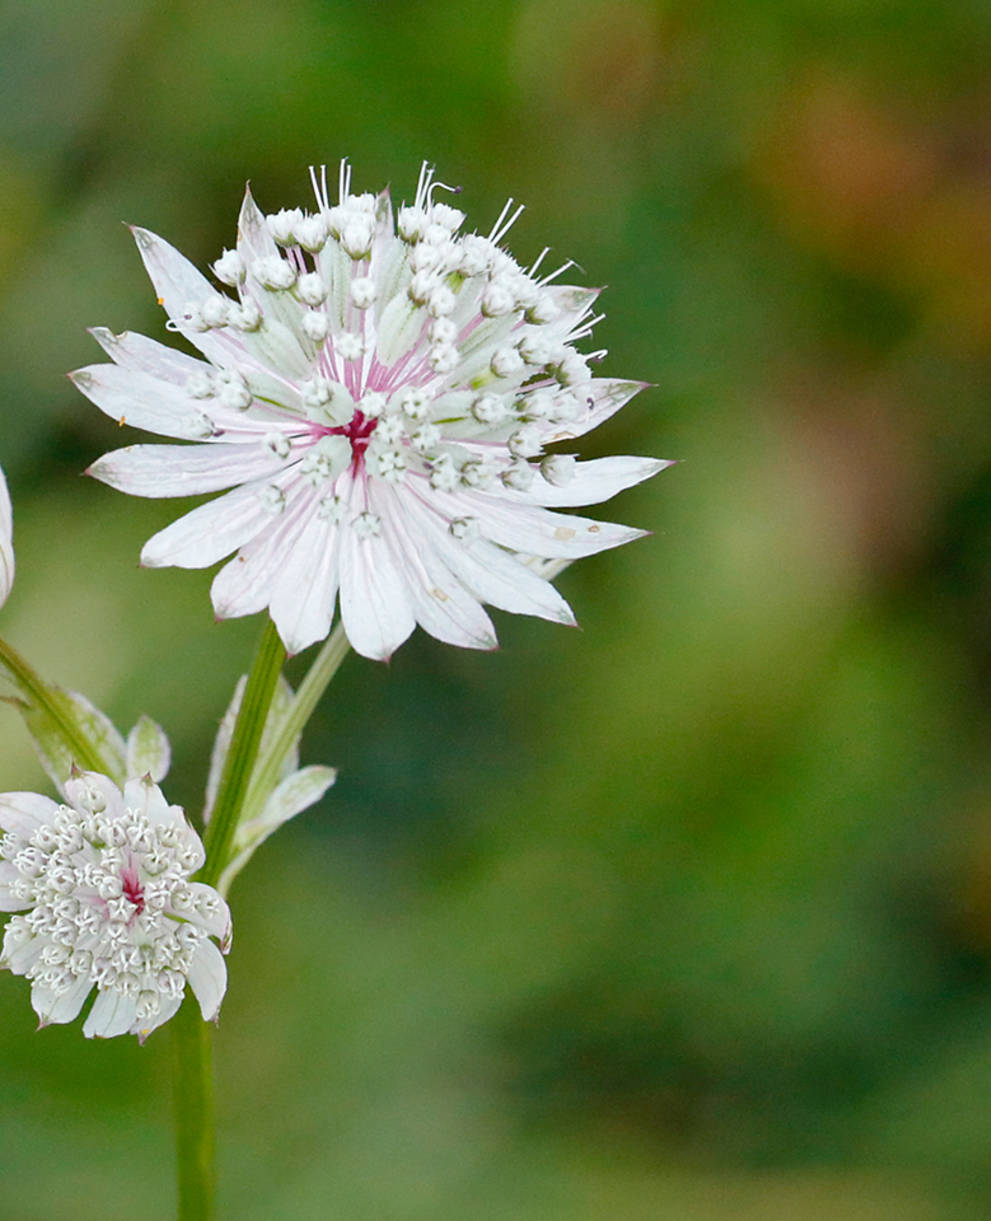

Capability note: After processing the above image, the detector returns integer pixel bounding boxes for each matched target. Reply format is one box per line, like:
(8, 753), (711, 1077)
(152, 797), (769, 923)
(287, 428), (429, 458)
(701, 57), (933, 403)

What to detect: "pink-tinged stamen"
(363, 357), (394, 392)
(377, 319), (435, 394)
(346, 353), (362, 400)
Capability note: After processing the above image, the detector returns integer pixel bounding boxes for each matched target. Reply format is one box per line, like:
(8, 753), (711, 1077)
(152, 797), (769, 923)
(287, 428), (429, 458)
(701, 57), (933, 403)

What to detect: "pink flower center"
(314, 410), (379, 470)
(121, 865), (145, 915)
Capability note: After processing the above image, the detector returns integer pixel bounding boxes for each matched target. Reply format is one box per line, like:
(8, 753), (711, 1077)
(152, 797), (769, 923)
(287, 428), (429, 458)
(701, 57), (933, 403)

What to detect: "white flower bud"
(296, 272), (327, 307)
(295, 214), (330, 252)
(508, 425), (543, 458)
(471, 394), (508, 425)
(302, 311), (330, 342)
(427, 285), (456, 317)
(267, 208), (304, 245)
(350, 276), (376, 309)
(502, 461), (535, 491)
(228, 299), (262, 331)
(540, 454), (576, 486)
(341, 218), (374, 258)
(397, 205), (425, 242)
(252, 256), (296, 290)
(481, 283), (515, 317)
(449, 517), (480, 543)
(335, 332), (364, 362)
(429, 344), (459, 374)
(212, 248), (245, 286)
(490, 346), (524, 378)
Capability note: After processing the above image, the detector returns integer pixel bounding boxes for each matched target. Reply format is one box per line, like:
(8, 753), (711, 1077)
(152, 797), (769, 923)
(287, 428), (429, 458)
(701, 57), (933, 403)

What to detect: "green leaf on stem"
(0, 637), (126, 791)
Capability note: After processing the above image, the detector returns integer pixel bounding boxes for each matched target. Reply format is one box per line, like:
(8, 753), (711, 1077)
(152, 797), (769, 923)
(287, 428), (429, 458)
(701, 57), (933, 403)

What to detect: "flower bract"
(205, 672), (336, 896)
(0, 771), (230, 1040)
(76, 162), (669, 659)
(0, 462), (13, 610)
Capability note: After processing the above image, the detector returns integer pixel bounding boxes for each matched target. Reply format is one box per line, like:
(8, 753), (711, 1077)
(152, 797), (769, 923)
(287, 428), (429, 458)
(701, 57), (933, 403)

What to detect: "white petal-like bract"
(77, 163), (670, 658)
(0, 463), (13, 609)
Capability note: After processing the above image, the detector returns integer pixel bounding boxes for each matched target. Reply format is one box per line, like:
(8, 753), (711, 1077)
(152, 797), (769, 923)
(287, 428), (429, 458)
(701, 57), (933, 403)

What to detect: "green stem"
(0, 636), (111, 774)
(172, 999), (215, 1221)
(201, 619), (286, 887)
(173, 620), (285, 1220)
(241, 620), (351, 822)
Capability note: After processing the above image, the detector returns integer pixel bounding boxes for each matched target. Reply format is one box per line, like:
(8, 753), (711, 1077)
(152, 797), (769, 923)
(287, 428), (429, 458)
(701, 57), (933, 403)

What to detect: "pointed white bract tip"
(138, 542), (167, 569)
(126, 714), (172, 783)
(0, 463), (14, 610)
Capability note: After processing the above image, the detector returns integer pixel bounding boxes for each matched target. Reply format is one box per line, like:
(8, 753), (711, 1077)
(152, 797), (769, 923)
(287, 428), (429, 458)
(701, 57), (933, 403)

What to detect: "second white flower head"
(0, 771), (230, 1040)
(76, 162), (669, 659)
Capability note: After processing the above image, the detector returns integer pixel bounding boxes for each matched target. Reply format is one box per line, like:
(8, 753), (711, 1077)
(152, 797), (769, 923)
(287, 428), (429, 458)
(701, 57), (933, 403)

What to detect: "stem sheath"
(242, 621), (351, 820)
(200, 620), (286, 886)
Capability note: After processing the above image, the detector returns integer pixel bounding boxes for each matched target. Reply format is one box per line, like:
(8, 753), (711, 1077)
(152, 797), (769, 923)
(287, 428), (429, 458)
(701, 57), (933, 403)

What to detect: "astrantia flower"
(75, 162), (669, 659)
(0, 771), (230, 1040)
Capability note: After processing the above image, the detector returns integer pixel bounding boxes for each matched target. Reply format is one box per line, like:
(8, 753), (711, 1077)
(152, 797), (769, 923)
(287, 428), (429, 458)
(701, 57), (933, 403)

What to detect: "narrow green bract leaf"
(0, 638), (127, 793)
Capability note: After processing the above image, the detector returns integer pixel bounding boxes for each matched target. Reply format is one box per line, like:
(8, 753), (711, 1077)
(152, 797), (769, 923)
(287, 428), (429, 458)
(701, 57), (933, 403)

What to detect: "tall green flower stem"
(171, 619), (351, 1221)
(173, 619), (285, 1221)
(172, 1000), (215, 1221)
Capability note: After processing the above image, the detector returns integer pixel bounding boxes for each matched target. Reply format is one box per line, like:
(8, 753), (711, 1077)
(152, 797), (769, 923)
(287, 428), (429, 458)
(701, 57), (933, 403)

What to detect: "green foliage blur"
(0, 1), (990, 1217)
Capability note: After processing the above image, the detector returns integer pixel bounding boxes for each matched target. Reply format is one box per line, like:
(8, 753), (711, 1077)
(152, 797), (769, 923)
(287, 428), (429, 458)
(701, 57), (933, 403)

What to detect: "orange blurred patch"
(754, 71), (937, 269)
(511, 0), (664, 122)
(949, 804), (991, 953)
(754, 70), (991, 354)
(899, 183), (991, 350)
(776, 372), (935, 583)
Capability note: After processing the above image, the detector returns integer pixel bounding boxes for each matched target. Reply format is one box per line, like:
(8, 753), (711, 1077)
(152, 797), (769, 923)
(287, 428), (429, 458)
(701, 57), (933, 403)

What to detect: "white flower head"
(0, 771), (230, 1041)
(0, 463), (13, 610)
(76, 161), (671, 660)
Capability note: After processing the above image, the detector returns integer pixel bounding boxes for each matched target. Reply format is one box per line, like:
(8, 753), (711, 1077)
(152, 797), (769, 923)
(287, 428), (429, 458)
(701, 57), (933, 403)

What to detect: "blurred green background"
(0, 0), (990, 1217)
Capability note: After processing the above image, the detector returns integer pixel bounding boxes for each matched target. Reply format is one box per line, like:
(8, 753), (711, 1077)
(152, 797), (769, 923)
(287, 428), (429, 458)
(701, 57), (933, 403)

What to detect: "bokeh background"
(0, 1), (989, 1217)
